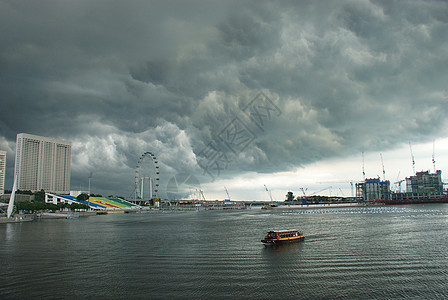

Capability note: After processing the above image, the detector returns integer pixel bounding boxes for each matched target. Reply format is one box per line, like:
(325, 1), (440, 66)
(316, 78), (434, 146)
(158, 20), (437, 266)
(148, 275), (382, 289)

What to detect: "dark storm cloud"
(1, 0), (447, 196)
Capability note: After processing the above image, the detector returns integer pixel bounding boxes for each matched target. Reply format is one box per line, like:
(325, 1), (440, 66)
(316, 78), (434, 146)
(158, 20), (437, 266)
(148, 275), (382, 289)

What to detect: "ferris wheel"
(135, 152), (159, 200)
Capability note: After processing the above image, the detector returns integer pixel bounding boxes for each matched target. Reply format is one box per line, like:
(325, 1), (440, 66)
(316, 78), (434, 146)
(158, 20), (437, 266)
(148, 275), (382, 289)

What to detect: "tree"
(57, 202), (68, 209)
(34, 189), (45, 202)
(17, 190), (33, 195)
(16, 201), (35, 211)
(77, 193), (90, 202)
(286, 191), (294, 202)
(70, 203), (90, 210)
(16, 200), (50, 211)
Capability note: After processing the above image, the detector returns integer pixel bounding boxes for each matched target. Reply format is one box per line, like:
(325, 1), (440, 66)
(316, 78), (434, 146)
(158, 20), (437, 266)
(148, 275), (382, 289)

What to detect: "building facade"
(356, 178), (391, 201)
(14, 133), (71, 194)
(0, 150), (5, 195)
(406, 170), (443, 194)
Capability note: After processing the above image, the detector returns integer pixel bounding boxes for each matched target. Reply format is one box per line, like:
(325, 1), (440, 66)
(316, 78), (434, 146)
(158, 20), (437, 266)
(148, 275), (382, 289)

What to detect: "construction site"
(355, 143), (447, 205)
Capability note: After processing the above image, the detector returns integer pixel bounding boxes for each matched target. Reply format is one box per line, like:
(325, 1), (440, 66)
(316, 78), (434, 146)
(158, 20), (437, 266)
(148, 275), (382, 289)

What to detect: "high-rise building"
(406, 170), (443, 194)
(14, 133), (71, 194)
(0, 150), (6, 195)
(356, 178), (390, 201)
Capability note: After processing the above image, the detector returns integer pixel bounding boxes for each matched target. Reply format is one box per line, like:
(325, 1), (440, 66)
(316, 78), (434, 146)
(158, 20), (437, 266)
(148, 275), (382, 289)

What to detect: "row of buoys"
(281, 207), (445, 215)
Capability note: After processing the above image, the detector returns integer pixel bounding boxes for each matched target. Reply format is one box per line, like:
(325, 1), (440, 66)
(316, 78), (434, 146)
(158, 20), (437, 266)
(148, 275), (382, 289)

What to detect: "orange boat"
(261, 229), (304, 246)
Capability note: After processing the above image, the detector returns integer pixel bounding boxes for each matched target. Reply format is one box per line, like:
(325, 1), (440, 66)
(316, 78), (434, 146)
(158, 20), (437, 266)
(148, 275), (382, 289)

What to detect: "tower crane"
(264, 184), (274, 204)
(198, 189), (208, 207)
(299, 187), (308, 205)
(409, 142), (416, 175)
(432, 140), (436, 172)
(300, 187), (307, 196)
(362, 152), (366, 180)
(380, 153), (386, 181)
(224, 186), (231, 201)
(316, 181), (354, 197)
(309, 186), (333, 204)
(394, 171), (404, 193)
(310, 186), (332, 196)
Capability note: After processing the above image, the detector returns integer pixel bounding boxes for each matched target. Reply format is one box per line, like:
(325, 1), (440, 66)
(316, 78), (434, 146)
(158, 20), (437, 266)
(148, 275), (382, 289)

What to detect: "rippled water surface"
(1, 205), (448, 299)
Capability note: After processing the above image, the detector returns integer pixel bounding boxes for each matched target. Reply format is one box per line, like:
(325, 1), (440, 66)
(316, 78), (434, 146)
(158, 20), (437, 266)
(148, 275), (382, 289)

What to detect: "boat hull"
(261, 236), (304, 246)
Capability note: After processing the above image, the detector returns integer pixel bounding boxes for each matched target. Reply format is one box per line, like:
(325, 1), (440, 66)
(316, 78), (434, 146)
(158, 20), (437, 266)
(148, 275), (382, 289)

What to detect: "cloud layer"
(1, 0), (447, 197)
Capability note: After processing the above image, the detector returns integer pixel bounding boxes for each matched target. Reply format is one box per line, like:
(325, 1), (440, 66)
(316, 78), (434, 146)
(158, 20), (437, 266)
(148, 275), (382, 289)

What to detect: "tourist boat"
(261, 229), (304, 245)
(261, 203), (278, 209)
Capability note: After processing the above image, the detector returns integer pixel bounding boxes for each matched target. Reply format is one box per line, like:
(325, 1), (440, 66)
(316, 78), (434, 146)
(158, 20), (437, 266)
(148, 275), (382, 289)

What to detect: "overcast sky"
(1, 0), (447, 201)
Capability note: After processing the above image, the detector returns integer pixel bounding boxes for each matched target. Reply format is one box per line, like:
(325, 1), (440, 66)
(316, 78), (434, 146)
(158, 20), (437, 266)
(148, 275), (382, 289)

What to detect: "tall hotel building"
(15, 133), (71, 194)
(0, 150), (6, 195)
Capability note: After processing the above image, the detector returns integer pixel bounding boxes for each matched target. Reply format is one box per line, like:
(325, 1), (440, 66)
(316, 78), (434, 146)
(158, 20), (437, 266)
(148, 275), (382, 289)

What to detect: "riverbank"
(0, 209), (140, 222)
(0, 215), (34, 223)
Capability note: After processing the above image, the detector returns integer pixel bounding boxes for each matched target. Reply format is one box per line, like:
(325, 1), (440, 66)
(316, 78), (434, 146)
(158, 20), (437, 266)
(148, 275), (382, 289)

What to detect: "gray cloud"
(1, 0), (447, 196)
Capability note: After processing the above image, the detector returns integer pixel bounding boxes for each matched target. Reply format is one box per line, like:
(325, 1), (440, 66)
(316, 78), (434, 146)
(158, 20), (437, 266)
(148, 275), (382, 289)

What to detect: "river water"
(1, 205), (447, 299)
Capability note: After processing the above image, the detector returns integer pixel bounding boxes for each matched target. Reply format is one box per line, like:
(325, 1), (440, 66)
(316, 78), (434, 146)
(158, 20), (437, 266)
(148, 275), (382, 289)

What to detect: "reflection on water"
(1, 205), (448, 299)
(262, 240), (304, 253)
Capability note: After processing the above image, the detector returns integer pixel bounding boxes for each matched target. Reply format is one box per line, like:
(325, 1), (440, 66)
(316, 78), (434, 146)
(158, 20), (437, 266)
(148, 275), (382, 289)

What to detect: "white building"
(0, 150), (5, 195)
(14, 133), (71, 194)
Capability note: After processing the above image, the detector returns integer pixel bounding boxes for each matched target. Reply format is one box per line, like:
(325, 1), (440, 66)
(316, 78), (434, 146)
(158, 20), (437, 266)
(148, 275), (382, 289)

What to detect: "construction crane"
(409, 142), (416, 175)
(224, 186), (231, 201)
(299, 187), (308, 205)
(310, 186), (332, 196)
(309, 186), (333, 204)
(432, 140), (436, 172)
(395, 180), (405, 193)
(362, 152), (366, 180)
(264, 184), (274, 204)
(316, 181), (354, 197)
(380, 153), (386, 181)
(198, 189), (208, 207)
(300, 187), (307, 196)
(394, 171), (404, 193)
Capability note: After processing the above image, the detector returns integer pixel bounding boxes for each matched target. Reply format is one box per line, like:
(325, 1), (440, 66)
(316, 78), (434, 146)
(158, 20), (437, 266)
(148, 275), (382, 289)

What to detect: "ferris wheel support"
(134, 152), (160, 200)
(140, 177), (153, 200)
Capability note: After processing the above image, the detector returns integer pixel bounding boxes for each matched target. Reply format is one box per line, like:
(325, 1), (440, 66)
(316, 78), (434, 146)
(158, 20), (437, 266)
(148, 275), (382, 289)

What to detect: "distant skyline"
(1, 1), (447, 200)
